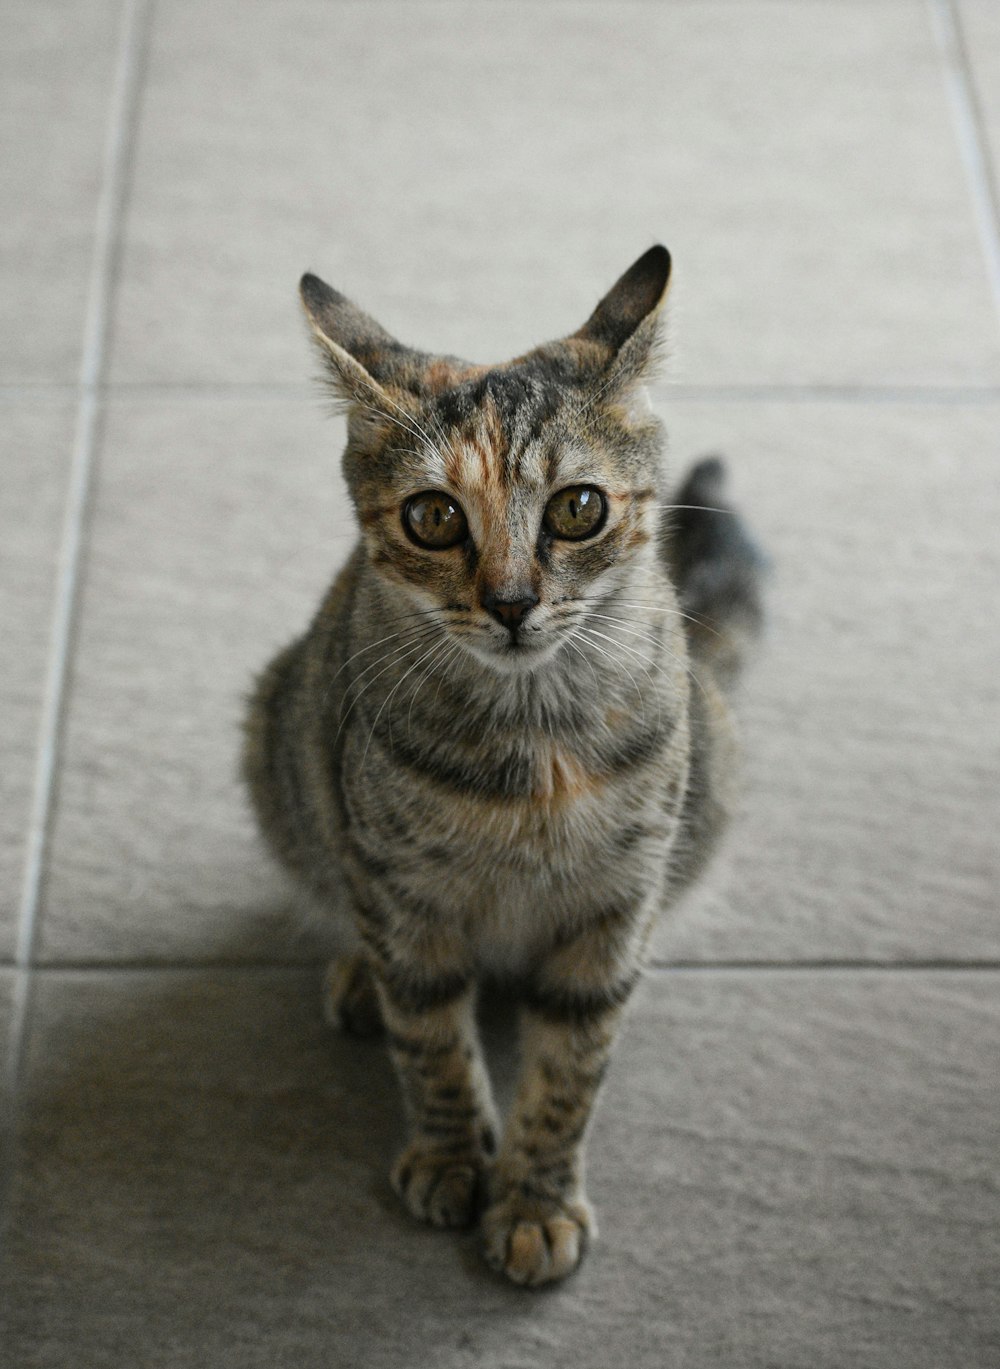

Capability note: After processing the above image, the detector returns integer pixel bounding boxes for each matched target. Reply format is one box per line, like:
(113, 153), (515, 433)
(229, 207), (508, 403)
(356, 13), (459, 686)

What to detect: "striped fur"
(243, 247), (764, 1286)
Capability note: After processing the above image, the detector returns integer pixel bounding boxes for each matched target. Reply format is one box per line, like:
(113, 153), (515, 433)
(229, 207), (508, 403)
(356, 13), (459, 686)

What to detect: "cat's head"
(301, 246), (671, 674)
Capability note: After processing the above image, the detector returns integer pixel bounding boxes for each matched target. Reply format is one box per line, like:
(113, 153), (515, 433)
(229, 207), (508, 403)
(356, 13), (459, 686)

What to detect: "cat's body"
(244, 247), (763, 1286)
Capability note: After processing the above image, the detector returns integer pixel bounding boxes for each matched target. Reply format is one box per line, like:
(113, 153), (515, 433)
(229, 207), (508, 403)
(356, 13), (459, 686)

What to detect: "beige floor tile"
(108, 0), (1000, 388)
(651, 399), (1000, 962)
(37, 397), (1000, 964)
(0, 404), (78, 957)
(38, 396), (354, 963)
(0, 0), (122, 382)
(1, 968), (997, 1366)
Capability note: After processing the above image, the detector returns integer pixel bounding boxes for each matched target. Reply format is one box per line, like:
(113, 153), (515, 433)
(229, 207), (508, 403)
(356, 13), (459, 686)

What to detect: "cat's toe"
(391, 1145), (483, 1229)
(322, 955), (382, 1037)
(481, 1193), (594, 1287)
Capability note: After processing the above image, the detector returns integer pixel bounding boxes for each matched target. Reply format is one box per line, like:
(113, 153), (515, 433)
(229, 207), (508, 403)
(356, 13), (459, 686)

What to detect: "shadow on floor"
(2, 933), (547, 1367)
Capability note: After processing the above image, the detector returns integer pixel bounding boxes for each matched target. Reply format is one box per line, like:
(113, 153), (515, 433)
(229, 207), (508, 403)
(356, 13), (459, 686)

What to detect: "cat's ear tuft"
(299, 272), (395, 410)
(572, 245), (672, 391)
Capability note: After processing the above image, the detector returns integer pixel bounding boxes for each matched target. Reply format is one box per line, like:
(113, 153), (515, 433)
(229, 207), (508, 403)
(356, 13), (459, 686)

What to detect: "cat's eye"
(544, 486), (606, 541)
(402, 491), (469, 550)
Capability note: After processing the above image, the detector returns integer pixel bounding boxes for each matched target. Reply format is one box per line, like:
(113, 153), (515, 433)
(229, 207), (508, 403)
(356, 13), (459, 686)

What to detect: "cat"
(243, 245), (764, 1287)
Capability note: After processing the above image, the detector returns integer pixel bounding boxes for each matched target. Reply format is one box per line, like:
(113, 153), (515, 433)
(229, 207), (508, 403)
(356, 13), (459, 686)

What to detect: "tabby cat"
(243, 245), (763, 1287)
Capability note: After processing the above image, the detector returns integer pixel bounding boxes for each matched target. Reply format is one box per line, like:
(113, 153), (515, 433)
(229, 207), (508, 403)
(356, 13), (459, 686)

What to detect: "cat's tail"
(665, 456), (768, 692)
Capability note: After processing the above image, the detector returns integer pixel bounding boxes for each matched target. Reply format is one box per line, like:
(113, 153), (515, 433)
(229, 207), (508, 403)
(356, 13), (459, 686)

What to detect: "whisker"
(405, 635), (456, 737)
(368, 389), (441, 454)
(579, 625), (662, 723)
(577, 611), (665, 651)
(338, 625), (440, 697)
(424, 404), (461, 467)
(581, 611), (709, 701)
(586, 604), (723, 642)
(571, 596), (724, 639)
(580, 624), (657, 678)
(575, 627), (646, 718)
(332, 613), (443, 683)
(609, 603), (725, 639)
(333, 629), (441, 736)
(560, 634), (602, 693)
(359, 635), (449, 771)
(366, 406), (429, 448)
(567, 369), (625, 428)
(432, 639), (464, 706)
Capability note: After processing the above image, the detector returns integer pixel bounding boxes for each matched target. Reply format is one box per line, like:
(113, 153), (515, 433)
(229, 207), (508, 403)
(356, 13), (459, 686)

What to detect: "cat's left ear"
(299, 272), (403, 411)
(573, 244), (672, 390)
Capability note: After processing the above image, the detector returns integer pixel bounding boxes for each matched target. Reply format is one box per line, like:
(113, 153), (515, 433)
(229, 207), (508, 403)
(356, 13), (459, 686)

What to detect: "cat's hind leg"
(323, 954), (383, 1037)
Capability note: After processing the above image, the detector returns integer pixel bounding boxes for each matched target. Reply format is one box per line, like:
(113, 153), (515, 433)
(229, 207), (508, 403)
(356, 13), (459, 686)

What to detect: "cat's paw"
(322, 955), (382, 1037)
(481, 1191), (595, 1287)
(391, 1143), (485, 1229)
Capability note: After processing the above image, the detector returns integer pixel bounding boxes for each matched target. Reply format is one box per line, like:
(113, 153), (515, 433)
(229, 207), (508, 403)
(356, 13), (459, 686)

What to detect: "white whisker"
(580, 611), (709, 701)
(332, 613), (440, 684)
(369, 388), (441, 454)
(573, 596), (724, 639)
(406, 635), (456, 738)
(578, 611), (664, 651)
(560, 633), (601, 691)
(333, 629), (441, 738)
(337, 625), (439, 698)
(576, 627), (645, 718)
(432, 640), (464, 706)
(359, 635), (449, 771)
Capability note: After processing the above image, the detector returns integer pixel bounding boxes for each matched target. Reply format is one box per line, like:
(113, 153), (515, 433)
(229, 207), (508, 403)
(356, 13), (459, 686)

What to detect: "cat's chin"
(463, 636), (562, 676)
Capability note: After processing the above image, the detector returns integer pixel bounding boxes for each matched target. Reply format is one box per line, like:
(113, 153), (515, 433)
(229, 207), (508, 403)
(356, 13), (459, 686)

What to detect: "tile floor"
(2, 1), (998, 1365)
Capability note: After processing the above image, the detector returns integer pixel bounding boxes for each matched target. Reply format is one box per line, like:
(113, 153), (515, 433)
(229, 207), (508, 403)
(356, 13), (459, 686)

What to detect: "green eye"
(403, 491), (468, 550)
(544, 486), (606, 540)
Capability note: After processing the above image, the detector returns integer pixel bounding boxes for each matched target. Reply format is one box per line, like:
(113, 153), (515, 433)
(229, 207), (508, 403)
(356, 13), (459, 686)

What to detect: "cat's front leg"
(482, 908), (649, 1286)
(372, 959), (498, 1230)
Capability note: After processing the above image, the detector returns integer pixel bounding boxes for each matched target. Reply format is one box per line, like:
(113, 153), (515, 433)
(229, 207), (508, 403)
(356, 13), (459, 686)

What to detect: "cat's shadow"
(14, 920), (534, 1343)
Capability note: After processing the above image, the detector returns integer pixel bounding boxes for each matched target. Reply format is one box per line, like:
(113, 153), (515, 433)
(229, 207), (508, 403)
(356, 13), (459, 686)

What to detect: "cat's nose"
(482, 590), (539, 632)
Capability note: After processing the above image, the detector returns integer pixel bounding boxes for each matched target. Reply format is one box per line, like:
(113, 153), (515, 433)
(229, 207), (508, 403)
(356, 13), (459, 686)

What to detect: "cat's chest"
(344, 714), (683, 895)
(339, 712), (687, 977)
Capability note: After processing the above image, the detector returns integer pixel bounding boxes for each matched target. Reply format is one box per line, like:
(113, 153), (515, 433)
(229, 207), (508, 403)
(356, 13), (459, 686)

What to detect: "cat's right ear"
(299, 273), (396, 411)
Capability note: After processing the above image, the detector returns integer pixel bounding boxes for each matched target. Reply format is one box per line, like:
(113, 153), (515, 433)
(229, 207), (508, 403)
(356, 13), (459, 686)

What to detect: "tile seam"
(647, 959), (1000, 973)
(0, 959), (997, 977)
(928, 0), (1000, 337)
(2, 0), (153, 1217)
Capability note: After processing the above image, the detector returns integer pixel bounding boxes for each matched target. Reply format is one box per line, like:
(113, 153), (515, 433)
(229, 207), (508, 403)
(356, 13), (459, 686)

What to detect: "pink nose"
(482, 591), (539, 631)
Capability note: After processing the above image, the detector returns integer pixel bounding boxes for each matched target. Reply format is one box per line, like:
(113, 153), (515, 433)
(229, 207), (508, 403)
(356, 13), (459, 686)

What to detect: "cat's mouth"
(464, 625), (563, 675)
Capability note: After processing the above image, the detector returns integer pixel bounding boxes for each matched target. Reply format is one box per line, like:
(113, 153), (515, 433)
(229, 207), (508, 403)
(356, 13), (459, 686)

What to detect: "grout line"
(2, 0), (153, 1208)
(0, 958), (996, 978)
(647, 958), (1000, 974)
(657, 383), (1000, 404)
(929, 0), (1000, 336)
(22, 959), (324, 975)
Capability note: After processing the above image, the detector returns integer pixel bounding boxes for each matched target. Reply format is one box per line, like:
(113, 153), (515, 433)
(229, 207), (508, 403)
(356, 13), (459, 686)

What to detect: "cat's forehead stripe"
(433, 367), (562, 451)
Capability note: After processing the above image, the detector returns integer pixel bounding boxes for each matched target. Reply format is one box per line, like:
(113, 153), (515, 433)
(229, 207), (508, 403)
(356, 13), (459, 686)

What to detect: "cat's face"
(300, 247), (671, 674)
(345, 369), (663, 674)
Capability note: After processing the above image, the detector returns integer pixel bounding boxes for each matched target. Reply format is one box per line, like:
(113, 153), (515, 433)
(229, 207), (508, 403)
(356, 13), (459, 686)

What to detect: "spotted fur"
(243, 246), (764, 1286)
